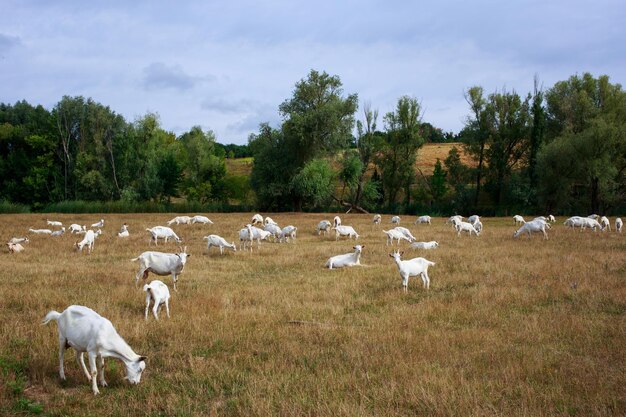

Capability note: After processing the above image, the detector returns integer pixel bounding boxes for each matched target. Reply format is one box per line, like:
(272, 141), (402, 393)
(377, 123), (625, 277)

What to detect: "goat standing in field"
(415, 215), (431, 225)
(146, 226), (182, 246)
(42, 305), (146, 395)
(325, 245), (365, 269)
(373, 214), (382, 224)
(513, 219), (550, 239)
(389, 250), (435, 292)
(131, 248), (190, 291)
(316, 220), (332, 236)
(143, 280), (171, 320)
(204, 234), (237, 254)
(383, 229), (411, 245)
(75, 230), (96, 253)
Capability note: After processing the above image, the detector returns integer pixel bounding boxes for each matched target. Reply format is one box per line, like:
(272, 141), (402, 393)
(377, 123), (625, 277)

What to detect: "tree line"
(1, 71), (624, 214)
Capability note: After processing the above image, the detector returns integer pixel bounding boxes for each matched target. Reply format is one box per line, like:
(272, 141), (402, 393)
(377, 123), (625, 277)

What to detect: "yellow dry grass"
(0, 213), (624, 416)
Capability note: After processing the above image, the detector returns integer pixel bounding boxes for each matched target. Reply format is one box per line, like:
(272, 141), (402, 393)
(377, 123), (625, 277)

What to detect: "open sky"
(1, 0), (624, 144)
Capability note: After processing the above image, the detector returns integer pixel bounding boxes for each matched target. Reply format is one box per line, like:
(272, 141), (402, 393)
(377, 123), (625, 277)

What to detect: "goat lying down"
(325, 245), (365, 269)
(42, 305), (146, 395)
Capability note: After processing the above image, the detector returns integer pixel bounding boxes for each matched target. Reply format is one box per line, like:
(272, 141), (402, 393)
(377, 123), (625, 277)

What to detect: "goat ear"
(388, 253), (394, 258)
(138, 356), (147, 362)
(400, 251), (404, 256)
(361, 245), (365, 249)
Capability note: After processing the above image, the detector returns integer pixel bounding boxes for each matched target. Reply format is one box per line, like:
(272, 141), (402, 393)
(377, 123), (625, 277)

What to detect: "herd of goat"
(3, 211), (623, 394)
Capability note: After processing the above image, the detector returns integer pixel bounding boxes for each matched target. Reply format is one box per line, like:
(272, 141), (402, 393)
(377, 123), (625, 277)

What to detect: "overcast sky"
(1, 0), (624, 144)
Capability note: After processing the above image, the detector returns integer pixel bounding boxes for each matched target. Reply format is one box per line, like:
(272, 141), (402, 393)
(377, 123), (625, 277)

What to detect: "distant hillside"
(225, 143), (472, 177)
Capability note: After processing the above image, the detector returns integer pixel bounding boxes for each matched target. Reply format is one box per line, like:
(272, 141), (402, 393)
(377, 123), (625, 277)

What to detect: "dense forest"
(1, 71), (624, 214)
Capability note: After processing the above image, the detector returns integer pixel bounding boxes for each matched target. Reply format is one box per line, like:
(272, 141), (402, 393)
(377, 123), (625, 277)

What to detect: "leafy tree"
(539, 73), (626, 213)
(378, 96), (423, 207)
(290, 158), (334, 208)
(430, 159), (447, 202)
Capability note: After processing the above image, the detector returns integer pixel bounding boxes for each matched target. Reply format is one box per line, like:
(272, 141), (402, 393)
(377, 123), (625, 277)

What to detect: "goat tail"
(130, 257), (140, 262)
(42, 310), (61, 325)
(429, 261), (436, 267)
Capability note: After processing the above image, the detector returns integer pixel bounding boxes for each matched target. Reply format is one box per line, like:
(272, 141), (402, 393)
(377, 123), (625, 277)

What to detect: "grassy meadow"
(0, 213), (624, 416)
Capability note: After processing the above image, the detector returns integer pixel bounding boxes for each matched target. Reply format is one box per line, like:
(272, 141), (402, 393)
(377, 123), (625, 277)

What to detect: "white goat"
(281, 225), (297, 242)
(47, 219), (63, 227)
(91, 219), (104, 228)
(393, 226), (416, 242)
(166, 216), (191, 225)
(191, 215), (213, 224)
(146, 226), (182, 246)
(513, 219), (550, 239)
(143, 280), (171, 320)
(389, 250), (435, 292)
(7, 242), (25, 253)
(8, 237), (29, 245)
(454, 220), (480, 237)
(316, 220), (332, 236)
(203, 234), (237, 254)
(581, 217), (602, 232)
(468, 215), (480, 224)
(325, 245), (364, 269)
(616, 218), (623, 233)
(564, 216), (585, 229)
(391, 216), (401, 224)
(410, 241), (439, 250)
(69, 224), (86, 233)
(42, 305), (146, 395)
(333, 225), (359, 241)
(446, 215), (463, 225)
(333, 216), (342, 228)
(513, 215), (525, 225)
(264, 216), (277, 226)
(600, 216), (611, 231)
(75, 230), (96, 253)
(547, 215), (556, 223)
(415, 215), (431, 225)
(238, 224), (255, 251)
(131, 249), (190, 291)
(251, 214), (264, 225)
(51, 227), (66, 237)
(264, 223), (283, 240)
(118, 223), (129, 238)
(383, 229), (411, 245)
(373, 214), (382, 224)
(587, 214), (599, 220)
(29, 228), (52, 235)
(474, 220), (483, 233)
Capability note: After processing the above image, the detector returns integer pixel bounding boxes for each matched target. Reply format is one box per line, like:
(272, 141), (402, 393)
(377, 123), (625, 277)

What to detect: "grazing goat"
(453, 220), (480, 237)
(69, 224), (86, 233)
(383, 229), (411, 245)
(410, 241), (439, 250)
(373, 214), (382, 224)
(616, 218), (623, 233)
(47, 219), (63, 227)
(581, 217), (602, 231)
(131, 249), (190, 291)
(513, 219), (550, 239)
(204, 234), (237, 254)
(415, 215), (431, 225)
(264, 223), (283, 240)
(333, 216), (342, 228)
(143, 280), (171, 320)
(75, 230), (96, 253)
(474, 220), (483, 233)
(548, 215), (556, 223)
(391, 216), (401, 224)
(281, 225), (297, 242)
(446, 215), (463, 225)
(564, 216), (585, 229)
(316, 220), (332, 236)
(393, 226), (416, 242)
(600, 216), (611, 231)
(91, 219), (104, 228)
(42, 305), (146, 395)
(332, 225), (358, 241)
(146, 226), (182, 246)
(389, 250), (435, 292)
(251, 214), (264, 225)
(191, 215), (213, 224)
(29, 228), (52, 235)
(8, 237), (29, 245)
(513, 215), (525, 225)
(7, 242), (25, 253)
(118, 223), (129, 238)
(166, 216), (191, 225)
(51, 227), (65, 237)
(238, 224), (256, 251)
(325, 245), (365, 269)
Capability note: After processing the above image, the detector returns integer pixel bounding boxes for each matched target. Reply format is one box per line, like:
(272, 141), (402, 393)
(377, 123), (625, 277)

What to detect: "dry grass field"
(0, 213), (624, 416)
